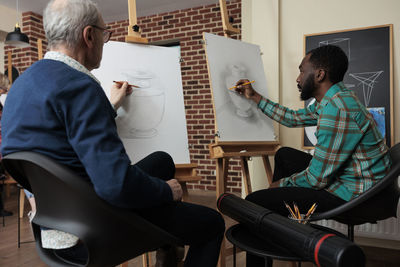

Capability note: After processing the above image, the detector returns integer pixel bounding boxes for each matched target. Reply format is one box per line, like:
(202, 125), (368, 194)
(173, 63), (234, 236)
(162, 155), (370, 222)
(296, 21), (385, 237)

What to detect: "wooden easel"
(125, 0), (148, 44)
(206, 2), (280, 267)
(218, 0), (240, 37)
(7, 52), (12, 84)
(210, 141), (279, 267)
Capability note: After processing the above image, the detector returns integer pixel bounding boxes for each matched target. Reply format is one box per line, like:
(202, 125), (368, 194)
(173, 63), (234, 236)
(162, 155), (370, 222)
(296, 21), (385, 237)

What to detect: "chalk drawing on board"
(203, 32), (276, 142)
(319, 38), (351, 60)
(92, 41), (190, 164)
(349, 71), (383, 107)
(116, 69), (165, 139)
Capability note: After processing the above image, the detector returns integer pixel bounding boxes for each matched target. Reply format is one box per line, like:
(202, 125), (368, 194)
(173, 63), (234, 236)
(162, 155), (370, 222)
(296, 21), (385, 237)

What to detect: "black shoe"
(0, 210), (13, 217)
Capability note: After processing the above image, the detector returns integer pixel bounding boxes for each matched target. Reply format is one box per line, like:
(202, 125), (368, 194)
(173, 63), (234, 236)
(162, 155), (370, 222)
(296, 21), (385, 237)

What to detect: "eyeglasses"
(90, 25), (112, 43)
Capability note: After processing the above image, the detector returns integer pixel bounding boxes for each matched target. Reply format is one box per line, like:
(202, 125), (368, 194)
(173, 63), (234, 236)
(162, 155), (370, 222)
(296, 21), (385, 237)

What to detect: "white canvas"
(92, 41), (190, 164)
(203, 33), (276, 142)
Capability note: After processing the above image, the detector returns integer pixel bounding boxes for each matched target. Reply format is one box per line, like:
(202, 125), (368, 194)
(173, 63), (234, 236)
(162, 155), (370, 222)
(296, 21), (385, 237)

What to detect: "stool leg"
(19, 189), (25, 219)
(18, 188), (21, 248)
(264, 257), (272, 267)
(233, 245), (236, 267)
(2, 180), (4, 227)
(348, 225), (354, 242)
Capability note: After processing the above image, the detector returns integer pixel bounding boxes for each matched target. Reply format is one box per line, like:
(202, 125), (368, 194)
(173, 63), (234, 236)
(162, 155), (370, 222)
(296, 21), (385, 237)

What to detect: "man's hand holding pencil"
(109, 81), (134, 111)
(233, 79), (262, 104)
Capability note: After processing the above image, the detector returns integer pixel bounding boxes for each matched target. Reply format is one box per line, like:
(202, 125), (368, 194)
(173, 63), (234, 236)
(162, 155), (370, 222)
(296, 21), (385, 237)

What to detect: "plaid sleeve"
(280, 104), (364, 190)
(258, 97), (318, 127)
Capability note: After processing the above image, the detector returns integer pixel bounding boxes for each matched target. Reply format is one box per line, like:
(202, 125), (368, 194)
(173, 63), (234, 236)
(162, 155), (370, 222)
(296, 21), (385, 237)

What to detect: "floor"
(1, 185), (399, 267)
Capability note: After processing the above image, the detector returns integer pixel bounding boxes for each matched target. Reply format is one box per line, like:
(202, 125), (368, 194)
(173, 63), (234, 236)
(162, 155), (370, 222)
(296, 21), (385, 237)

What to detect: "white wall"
(242, 0), (400, 189)
(0, 4), (18, 72)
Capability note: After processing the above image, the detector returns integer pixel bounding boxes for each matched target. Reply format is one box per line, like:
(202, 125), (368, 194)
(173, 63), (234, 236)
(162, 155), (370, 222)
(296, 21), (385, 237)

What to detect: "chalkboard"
(302, 25), (393, 148)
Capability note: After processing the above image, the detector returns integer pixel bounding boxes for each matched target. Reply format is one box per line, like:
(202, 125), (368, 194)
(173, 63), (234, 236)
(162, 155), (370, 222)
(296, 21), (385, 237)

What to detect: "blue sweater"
(1, 59), (172, 209)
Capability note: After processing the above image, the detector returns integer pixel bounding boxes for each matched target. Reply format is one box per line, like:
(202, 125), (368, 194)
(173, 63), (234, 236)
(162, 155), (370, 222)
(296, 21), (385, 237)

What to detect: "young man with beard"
(233, 45), (391, 266)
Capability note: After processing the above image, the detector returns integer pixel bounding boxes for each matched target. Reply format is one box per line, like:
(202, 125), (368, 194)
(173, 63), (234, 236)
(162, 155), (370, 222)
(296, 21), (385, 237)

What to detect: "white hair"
(43, 0), (100, 49)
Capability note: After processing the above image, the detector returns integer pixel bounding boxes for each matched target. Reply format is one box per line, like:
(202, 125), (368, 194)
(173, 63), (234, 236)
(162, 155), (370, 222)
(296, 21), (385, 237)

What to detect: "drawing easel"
(219, 0), (240, 37)
(206, 2), (280, 267)
(125, 0), (148, 44)
(7, 52), (12, 84)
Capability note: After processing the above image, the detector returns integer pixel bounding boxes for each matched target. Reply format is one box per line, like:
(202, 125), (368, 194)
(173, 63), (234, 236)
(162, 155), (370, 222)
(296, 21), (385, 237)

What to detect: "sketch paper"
(203, 32), (276, 142)
(92, 41), (190, 164)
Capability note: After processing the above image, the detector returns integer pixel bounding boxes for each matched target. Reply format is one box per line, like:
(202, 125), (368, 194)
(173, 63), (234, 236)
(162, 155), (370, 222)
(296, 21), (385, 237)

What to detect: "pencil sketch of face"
(225, 63), (253, 117)
(116, 69), (165, 138)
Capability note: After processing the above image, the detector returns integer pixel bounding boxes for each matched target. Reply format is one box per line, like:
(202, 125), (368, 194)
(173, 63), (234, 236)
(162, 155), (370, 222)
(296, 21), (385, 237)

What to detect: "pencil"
(305, 203), (317, 218)
(113, 80), (140, 88)
(293, 202), (301, 219)
(304, 204), (318, 220)
(229, 80), (255, 90)
(284, 201), (297, 219)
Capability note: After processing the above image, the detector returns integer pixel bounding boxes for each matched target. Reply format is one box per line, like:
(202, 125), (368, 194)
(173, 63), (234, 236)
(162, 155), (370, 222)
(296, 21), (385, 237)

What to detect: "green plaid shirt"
(258, 82), (391, 201)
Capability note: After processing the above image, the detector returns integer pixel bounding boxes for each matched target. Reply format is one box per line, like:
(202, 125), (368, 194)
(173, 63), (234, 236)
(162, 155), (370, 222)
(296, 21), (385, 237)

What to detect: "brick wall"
(4, 12), (47, 75)
(3, 0), (243, 193)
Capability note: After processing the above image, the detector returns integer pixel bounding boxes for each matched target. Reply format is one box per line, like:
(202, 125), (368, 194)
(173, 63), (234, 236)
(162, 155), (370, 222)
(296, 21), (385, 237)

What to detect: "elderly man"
(1, 0), (224, 266)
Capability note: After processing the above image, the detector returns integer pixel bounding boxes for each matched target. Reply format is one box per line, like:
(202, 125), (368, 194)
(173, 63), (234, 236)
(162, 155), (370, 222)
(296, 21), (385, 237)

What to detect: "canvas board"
(203, 32), (276, 142)
(92, 41), (190, 164)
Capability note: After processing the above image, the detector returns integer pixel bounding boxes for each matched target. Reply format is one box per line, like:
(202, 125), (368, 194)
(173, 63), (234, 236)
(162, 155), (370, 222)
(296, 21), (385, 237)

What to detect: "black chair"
(2, 151), (183, 267)
(309, 143), (400, 241)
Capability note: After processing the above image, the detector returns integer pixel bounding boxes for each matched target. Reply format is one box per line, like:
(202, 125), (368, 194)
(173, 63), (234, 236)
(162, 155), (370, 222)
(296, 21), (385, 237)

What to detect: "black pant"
(58, 151), (224, 267)
(245, 147), (346, 267)
(136, 151), (225, 267)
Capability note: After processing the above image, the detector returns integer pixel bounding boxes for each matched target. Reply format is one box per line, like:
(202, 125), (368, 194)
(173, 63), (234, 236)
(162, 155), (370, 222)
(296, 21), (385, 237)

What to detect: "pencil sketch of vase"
(225, 64), (253, 117)
(116, 69), (165, 138)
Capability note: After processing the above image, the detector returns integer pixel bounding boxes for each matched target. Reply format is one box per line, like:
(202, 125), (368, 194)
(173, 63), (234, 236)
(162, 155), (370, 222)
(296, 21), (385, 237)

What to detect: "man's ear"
(316, 69), (326, 82)
(82, 26), (94, 48)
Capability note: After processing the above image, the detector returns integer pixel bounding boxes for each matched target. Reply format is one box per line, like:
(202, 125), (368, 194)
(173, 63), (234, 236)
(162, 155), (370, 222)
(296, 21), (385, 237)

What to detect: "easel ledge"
(209, 141), (280, 158)
(175, 163), (202, 200)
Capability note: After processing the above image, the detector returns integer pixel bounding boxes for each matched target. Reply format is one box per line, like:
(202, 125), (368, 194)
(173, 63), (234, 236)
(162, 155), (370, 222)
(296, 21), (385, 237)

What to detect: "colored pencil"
(113, 80), (139, 88)
(229, 80), (255, 90)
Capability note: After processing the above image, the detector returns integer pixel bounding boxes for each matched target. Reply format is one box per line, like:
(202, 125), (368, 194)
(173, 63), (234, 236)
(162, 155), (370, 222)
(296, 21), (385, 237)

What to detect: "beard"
(298, 74), (316, 101)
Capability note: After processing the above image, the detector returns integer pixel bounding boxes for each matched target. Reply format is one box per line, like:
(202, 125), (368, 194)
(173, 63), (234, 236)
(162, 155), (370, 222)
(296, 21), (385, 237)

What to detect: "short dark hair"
(306, 45), (348, 84)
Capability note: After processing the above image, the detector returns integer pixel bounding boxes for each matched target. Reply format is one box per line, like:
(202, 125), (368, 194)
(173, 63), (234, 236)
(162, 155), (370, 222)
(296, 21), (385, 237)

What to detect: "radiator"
(315, 205), (400, 241)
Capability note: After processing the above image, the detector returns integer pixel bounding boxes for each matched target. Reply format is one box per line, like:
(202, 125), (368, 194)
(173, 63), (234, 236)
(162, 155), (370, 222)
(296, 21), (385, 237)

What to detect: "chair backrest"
(3, 151), (182, 267)
(310, 143), (400, 225)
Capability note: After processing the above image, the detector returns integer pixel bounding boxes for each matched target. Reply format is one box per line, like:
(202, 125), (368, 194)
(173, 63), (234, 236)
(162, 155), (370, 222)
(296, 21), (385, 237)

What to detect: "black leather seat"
(309, 143), (400, 241)
(3, 151), (183, 267)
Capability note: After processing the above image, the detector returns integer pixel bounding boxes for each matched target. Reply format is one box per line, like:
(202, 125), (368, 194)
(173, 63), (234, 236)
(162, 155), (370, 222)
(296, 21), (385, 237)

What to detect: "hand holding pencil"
(233, 79), (262, 104)
(110, 81), (134, 110)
